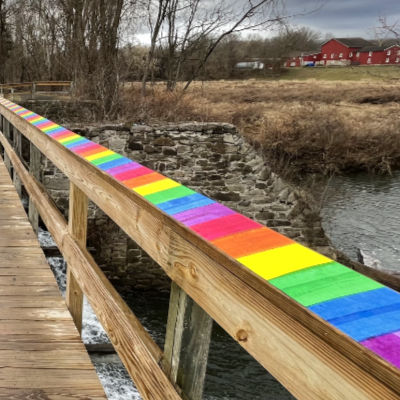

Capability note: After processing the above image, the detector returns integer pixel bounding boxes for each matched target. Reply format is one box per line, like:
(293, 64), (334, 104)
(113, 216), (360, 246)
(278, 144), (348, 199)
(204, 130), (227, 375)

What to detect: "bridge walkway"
(0, 156), (106, 399)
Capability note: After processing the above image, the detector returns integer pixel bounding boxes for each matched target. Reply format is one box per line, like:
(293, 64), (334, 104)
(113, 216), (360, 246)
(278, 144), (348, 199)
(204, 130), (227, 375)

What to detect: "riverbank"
(122, 79), (400, 176)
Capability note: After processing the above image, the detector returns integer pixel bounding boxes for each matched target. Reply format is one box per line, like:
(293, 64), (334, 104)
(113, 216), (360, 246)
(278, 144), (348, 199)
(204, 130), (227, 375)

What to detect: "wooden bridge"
(0, 81), (72, 101)
(0, 96), (400, 399)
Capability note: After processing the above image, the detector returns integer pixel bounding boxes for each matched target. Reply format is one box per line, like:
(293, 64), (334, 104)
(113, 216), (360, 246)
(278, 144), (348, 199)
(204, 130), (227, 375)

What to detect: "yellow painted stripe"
(30, 116), (45, 123)
(42, 123), (60, 132)
(85, 149), (115, 161)
(58, 134), (80, 143)
(238, 243), (331, 281)
(134, 178), (180, 196)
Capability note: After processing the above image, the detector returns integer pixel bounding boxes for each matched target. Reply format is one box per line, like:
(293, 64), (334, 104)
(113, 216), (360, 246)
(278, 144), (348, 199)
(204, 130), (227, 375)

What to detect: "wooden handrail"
(0, 98), (400, 399)
(0, 81), (72, 89)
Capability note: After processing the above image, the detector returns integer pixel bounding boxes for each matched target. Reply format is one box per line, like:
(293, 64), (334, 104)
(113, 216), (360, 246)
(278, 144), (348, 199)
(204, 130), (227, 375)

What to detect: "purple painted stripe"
(362, 331), (400, 368)
(173, 203), (235, 226)
(107, 162), (141, 176)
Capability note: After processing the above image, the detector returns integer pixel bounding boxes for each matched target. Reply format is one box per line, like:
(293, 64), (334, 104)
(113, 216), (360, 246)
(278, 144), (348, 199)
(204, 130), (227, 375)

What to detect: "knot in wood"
(236, 329), (248, 342)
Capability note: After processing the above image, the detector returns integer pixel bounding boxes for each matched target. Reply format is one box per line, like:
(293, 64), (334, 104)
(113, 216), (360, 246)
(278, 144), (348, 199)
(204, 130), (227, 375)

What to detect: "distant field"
(279, 65), (400, 81)
(123, 78), (400, 175)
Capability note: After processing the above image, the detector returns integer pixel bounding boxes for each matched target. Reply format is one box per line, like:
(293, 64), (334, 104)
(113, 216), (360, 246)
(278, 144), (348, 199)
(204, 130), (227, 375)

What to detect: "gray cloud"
(285, 0), (400, 37)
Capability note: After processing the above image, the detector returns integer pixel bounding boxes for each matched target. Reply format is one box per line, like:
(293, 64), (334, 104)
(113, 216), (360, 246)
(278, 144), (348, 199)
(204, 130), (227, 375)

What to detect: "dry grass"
(121, 79), (400, 175)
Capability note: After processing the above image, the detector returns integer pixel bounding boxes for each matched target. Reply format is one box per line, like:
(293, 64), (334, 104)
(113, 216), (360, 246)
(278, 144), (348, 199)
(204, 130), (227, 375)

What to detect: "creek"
(321, 171), (400, 272)
(38, 230), (294, 400)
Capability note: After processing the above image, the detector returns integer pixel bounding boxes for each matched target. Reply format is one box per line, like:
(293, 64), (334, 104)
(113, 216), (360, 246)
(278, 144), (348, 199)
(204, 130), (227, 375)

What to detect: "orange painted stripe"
(53, 131), (76, 141)
(212, 227), (294, 259)
(122, 172), (164, 188)
(79, 146), (108, 157)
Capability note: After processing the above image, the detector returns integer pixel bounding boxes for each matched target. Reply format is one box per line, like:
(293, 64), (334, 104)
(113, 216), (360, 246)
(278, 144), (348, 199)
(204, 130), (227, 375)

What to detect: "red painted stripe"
(51, 131), (75, 139)
(191, 214), (262, 241)
(74, 143), (104, 155)
(36, 121), (54, 129)
(113, 166), (153, 182)
(122, 172), (164, 189)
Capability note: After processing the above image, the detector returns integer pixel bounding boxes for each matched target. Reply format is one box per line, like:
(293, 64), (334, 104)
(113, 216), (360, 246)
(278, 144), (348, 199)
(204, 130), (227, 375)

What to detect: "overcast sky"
(286, 0), (400, 38)
(133, 0), (400, 44)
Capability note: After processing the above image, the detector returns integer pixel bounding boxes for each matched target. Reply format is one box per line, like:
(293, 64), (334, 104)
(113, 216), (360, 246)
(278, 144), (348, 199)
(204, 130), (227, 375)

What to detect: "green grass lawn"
(278, 65), (400, 81)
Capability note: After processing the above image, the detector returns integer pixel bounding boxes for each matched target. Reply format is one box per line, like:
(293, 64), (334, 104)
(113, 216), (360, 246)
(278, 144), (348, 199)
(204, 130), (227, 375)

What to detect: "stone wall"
(41, 122), (331, 290)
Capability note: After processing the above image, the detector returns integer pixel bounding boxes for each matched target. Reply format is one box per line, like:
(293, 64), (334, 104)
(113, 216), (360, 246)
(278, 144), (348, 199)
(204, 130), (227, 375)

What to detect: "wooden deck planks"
(0, 158), (106, 399)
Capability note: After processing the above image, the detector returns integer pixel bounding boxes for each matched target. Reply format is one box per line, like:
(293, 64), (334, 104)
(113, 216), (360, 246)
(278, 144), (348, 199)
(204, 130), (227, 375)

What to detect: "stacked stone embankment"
(40, 122), (331, 290)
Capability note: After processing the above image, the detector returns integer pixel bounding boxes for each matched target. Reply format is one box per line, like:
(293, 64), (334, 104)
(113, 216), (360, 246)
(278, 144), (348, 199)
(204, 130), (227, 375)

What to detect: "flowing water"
(38, 229), (294, 400)
(320, 171), (400, 272)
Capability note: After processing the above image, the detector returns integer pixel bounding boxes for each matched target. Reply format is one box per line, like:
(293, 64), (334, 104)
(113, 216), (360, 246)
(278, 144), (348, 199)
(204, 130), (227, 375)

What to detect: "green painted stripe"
(91, 153), (123, 165)
(145, 185), (195, 204)
(59, 135), (82, 145)
(269, 262), (383, 307)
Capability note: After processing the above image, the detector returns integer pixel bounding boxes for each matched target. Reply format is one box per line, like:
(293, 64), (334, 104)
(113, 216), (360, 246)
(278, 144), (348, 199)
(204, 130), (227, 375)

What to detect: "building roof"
(322, 38), (373, 48)
(359, 45), (385, 53)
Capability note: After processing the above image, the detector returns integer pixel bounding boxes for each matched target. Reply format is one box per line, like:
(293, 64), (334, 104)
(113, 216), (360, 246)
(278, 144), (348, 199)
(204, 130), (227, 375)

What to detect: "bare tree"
(140, 0), (292, 92)
(141, 0), (169, 95)
(377, 16), (400, 40)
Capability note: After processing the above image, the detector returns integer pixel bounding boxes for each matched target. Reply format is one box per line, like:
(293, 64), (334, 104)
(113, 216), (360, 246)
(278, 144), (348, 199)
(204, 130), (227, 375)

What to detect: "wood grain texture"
(28, 142), (40, 233)
(2, 110), (400, 399)
(0, 155), (106, 399)
(0, 132), (181, 400)
(164, 282), (212, 400)
(66, 182), (87, 333)
(12, 127), (22, 197)
(1, 116), (400, 399)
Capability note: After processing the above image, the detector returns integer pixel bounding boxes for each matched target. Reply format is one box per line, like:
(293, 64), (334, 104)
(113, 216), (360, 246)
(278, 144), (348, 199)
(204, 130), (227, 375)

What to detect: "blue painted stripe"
(96, 157), (133, 170)
(64, 138), (90, 148)
(309, 288), (399, 319)
(330, 302), (400, 326)
(46, 126), (66, 135)
(158, 193), (215, 215)
(309, 288), (400, 341)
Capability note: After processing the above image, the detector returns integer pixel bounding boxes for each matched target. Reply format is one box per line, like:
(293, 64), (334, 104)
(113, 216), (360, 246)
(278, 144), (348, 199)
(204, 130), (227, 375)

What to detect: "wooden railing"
(0, 98), (400, 400)
(0, 81), (72, 100)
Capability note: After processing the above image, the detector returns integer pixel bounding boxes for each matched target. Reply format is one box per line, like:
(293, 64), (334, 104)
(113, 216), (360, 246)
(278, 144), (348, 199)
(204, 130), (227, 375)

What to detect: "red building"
(285, 37), (400, 67)
(320, 38), (371, 66)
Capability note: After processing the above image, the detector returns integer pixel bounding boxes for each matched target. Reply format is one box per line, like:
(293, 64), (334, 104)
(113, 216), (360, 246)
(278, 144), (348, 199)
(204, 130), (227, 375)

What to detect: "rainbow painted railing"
(1, 97), (400, 399)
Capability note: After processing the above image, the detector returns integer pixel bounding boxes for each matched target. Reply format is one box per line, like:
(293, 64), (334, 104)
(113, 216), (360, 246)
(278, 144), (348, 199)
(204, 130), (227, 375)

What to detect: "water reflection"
(321, 171), (400, 272)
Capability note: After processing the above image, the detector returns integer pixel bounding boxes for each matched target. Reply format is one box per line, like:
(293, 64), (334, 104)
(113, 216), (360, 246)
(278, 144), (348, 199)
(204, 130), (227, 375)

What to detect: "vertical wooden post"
(3, 119), (11, 173)
(32, 82), (36, 100)
(65, 182), (87, 334)
(13, 127), (22, 197)
(164, 282), (213, 400)
(28, 143), (41, 233)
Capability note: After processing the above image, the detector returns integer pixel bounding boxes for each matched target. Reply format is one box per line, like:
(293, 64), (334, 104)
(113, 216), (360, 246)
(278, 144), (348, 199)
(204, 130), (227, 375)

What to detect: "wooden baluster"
(3, 119), (11, 174)
(164, 281), (213, 400)
(13, 127), (22, 197)
(28, 143), (41, 233)
(66, 182), (87, 334)
(32, 82), (36, 100)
